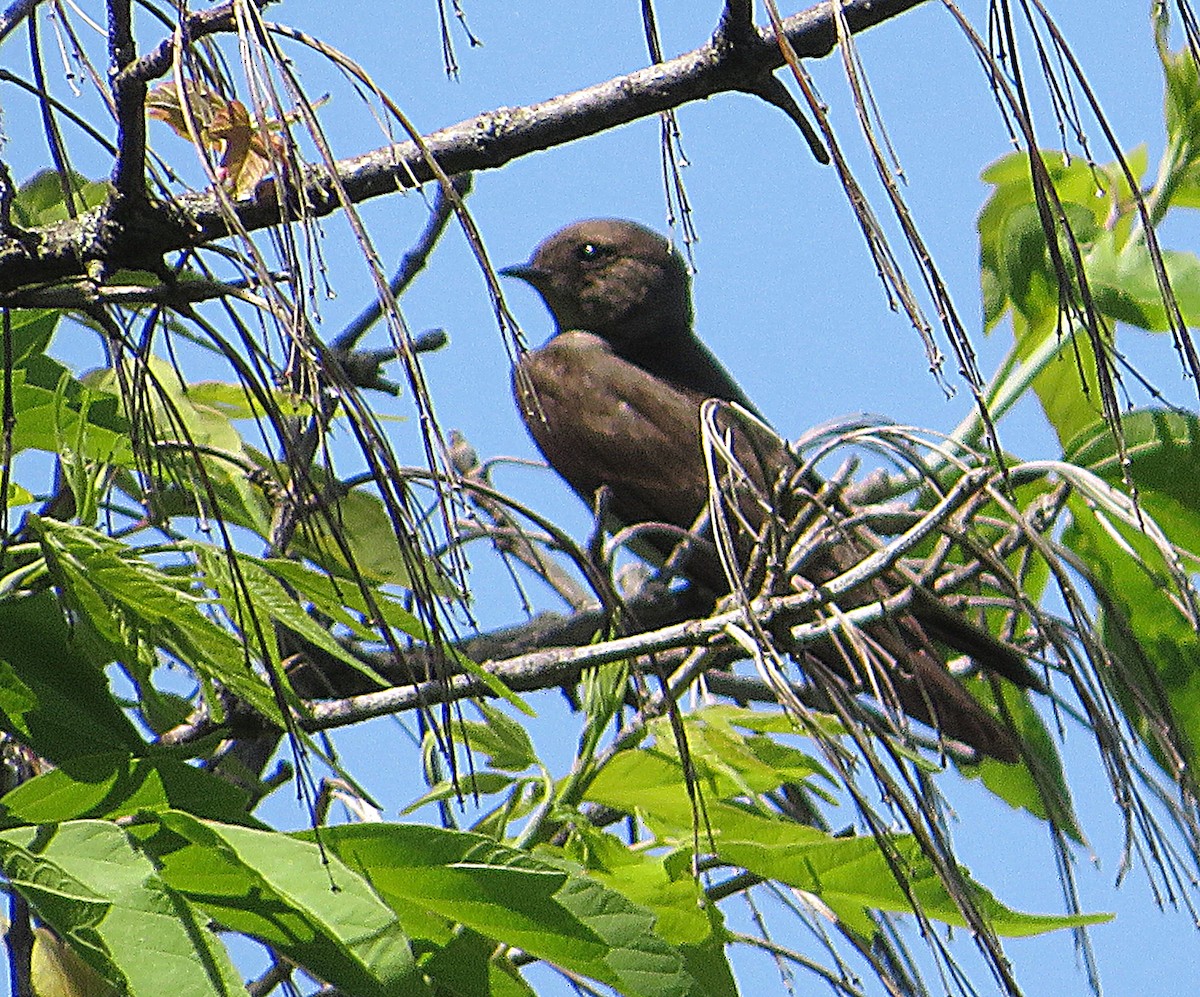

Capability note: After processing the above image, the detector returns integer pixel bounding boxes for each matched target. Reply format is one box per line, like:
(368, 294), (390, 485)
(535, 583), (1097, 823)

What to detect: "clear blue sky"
(5, 1), (1199, 994)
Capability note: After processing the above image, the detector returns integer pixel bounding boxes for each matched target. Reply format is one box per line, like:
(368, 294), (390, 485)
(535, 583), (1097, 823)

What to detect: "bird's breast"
(513, 332), (713, 530)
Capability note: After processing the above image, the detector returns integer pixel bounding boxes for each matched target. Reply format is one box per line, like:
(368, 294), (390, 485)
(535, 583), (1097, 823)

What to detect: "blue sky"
(5, 1), (1200, 994)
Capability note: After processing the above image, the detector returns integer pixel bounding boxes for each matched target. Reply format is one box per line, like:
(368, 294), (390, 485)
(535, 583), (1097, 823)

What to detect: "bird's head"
(501, 219), (693, 349)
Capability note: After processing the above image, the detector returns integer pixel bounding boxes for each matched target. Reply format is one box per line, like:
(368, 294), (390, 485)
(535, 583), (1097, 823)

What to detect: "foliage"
(2, 3), (1200, 997)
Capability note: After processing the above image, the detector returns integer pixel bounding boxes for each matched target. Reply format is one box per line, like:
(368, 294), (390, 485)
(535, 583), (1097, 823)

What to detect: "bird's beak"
(498, 262), (548, 287)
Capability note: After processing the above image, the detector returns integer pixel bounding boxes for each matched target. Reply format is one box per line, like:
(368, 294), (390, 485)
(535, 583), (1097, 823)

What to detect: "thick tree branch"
(0, 0), (927, 294)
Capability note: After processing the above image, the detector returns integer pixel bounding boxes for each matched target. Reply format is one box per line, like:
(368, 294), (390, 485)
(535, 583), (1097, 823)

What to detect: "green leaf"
(263, 554), (429, 642)
(31, 923), (122, 997)
(421, 927), (535, 997)
(1030, 323), (1105, 449)
(560, 825), (737, 997)
(0, 820), (243, 997)
(7, 308), (60, 363)
(1067, 408), (1200, 522)
(115, 450), (272, 540)
(978, 150), (1130, 332)
(1160, 37), (1200, 163)
(586, 750), (1106, 938)
(12, 169), (109, 226)
(960, 681), (1082, 842)
(1086, 234), (1200, 331)
(4, 479), (35, 506)
(86, 356), (244, 454)
(289, 484), (459, 591)
(578, 658), (630, 763)
(561, 824), (721, 947)
(181, 379), (311, 421)
(29, 518), (285, 726)
(468, 701), (539, 772)
(7, 365), (133, 464)
(0, 754), (255, 827)
(229, 558), (377, 682)
(308, 822), (695, 997)
(984, 200), (1058, 329)
(647, 707), (832, 799)
(234, 544), (532, 714)
(1062, 492), (1200, 772)
(402, 771), (527, 813)
(0, 592), (145, 763)
(155, 813), (428, 997)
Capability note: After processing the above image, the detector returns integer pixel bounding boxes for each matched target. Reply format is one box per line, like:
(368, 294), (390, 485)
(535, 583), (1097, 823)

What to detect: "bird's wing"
(515, 331), (1025, 761)
(515, 331), (715, 531)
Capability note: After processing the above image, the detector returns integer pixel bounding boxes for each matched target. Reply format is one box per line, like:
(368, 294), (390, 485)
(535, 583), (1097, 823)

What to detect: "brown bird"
(504, 219), (1037, 762)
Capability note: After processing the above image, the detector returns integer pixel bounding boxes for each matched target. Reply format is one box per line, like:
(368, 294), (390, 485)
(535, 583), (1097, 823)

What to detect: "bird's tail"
(798, 610), (1023, 763)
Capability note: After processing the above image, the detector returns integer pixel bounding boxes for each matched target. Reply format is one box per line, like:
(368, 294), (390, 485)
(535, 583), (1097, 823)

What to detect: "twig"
(447, 431), (596, 611)
(113, 0), (274, 87)
(0, 0), (39, 44)
(0, 0), (928, 293)
(108, 0), (148, 202)
(303, 571), (936, 731)
(0, 276), (268, 308)
(331, 172), (472, 353)
(26, 9), (77, 220)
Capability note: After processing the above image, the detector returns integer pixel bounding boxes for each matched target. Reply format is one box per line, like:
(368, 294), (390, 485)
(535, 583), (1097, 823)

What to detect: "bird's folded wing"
(514, 332), (1025, 760)
(515, 331), (716, 530)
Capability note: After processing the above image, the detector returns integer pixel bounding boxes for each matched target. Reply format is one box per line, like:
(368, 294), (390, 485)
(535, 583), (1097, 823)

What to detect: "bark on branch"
(0, 0), (927, 295)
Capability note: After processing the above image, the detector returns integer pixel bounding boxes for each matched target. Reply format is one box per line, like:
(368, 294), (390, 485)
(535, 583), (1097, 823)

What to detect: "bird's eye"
(575, 242), (609, 265)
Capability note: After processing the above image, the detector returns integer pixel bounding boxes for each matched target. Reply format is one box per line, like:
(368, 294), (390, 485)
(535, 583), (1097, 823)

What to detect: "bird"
(502, 218), (1037, 763)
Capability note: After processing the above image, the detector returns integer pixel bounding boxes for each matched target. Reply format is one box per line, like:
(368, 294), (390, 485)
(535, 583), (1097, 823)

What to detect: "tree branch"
(0, 0), (38, 45)
(0, 0), (927, 293)
(301, 571), (934, 730)
(115, 0), (277, 88)
(108, 0), (149, 204)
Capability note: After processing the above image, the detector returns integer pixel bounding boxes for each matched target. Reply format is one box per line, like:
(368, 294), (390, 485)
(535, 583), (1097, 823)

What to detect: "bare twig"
(331, 172), (472, 354)
(448, 431), (597, 612)
(115, 0), (274, 87)
(0, 0), (39, 44)
(108, 0), (148, 202)
(26, 10), (76, 220)
(0, 275), (267, 308)
(0, 0), (927, 294)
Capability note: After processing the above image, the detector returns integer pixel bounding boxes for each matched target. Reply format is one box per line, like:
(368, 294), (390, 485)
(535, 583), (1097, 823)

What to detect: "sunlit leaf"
(28, 518), (284, 725)
(1087, 235), (1200, 330)
(587, 751), (1106, 938)
(1062, 494), (1200, 772)
(0, 754), (255, 828)
(0, 820), (242, 997)
(154, 814), (427, 997)
(308, 822), (695, 997)
(12, 170), (109, 227)
(1067, 408), (1200, 524)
